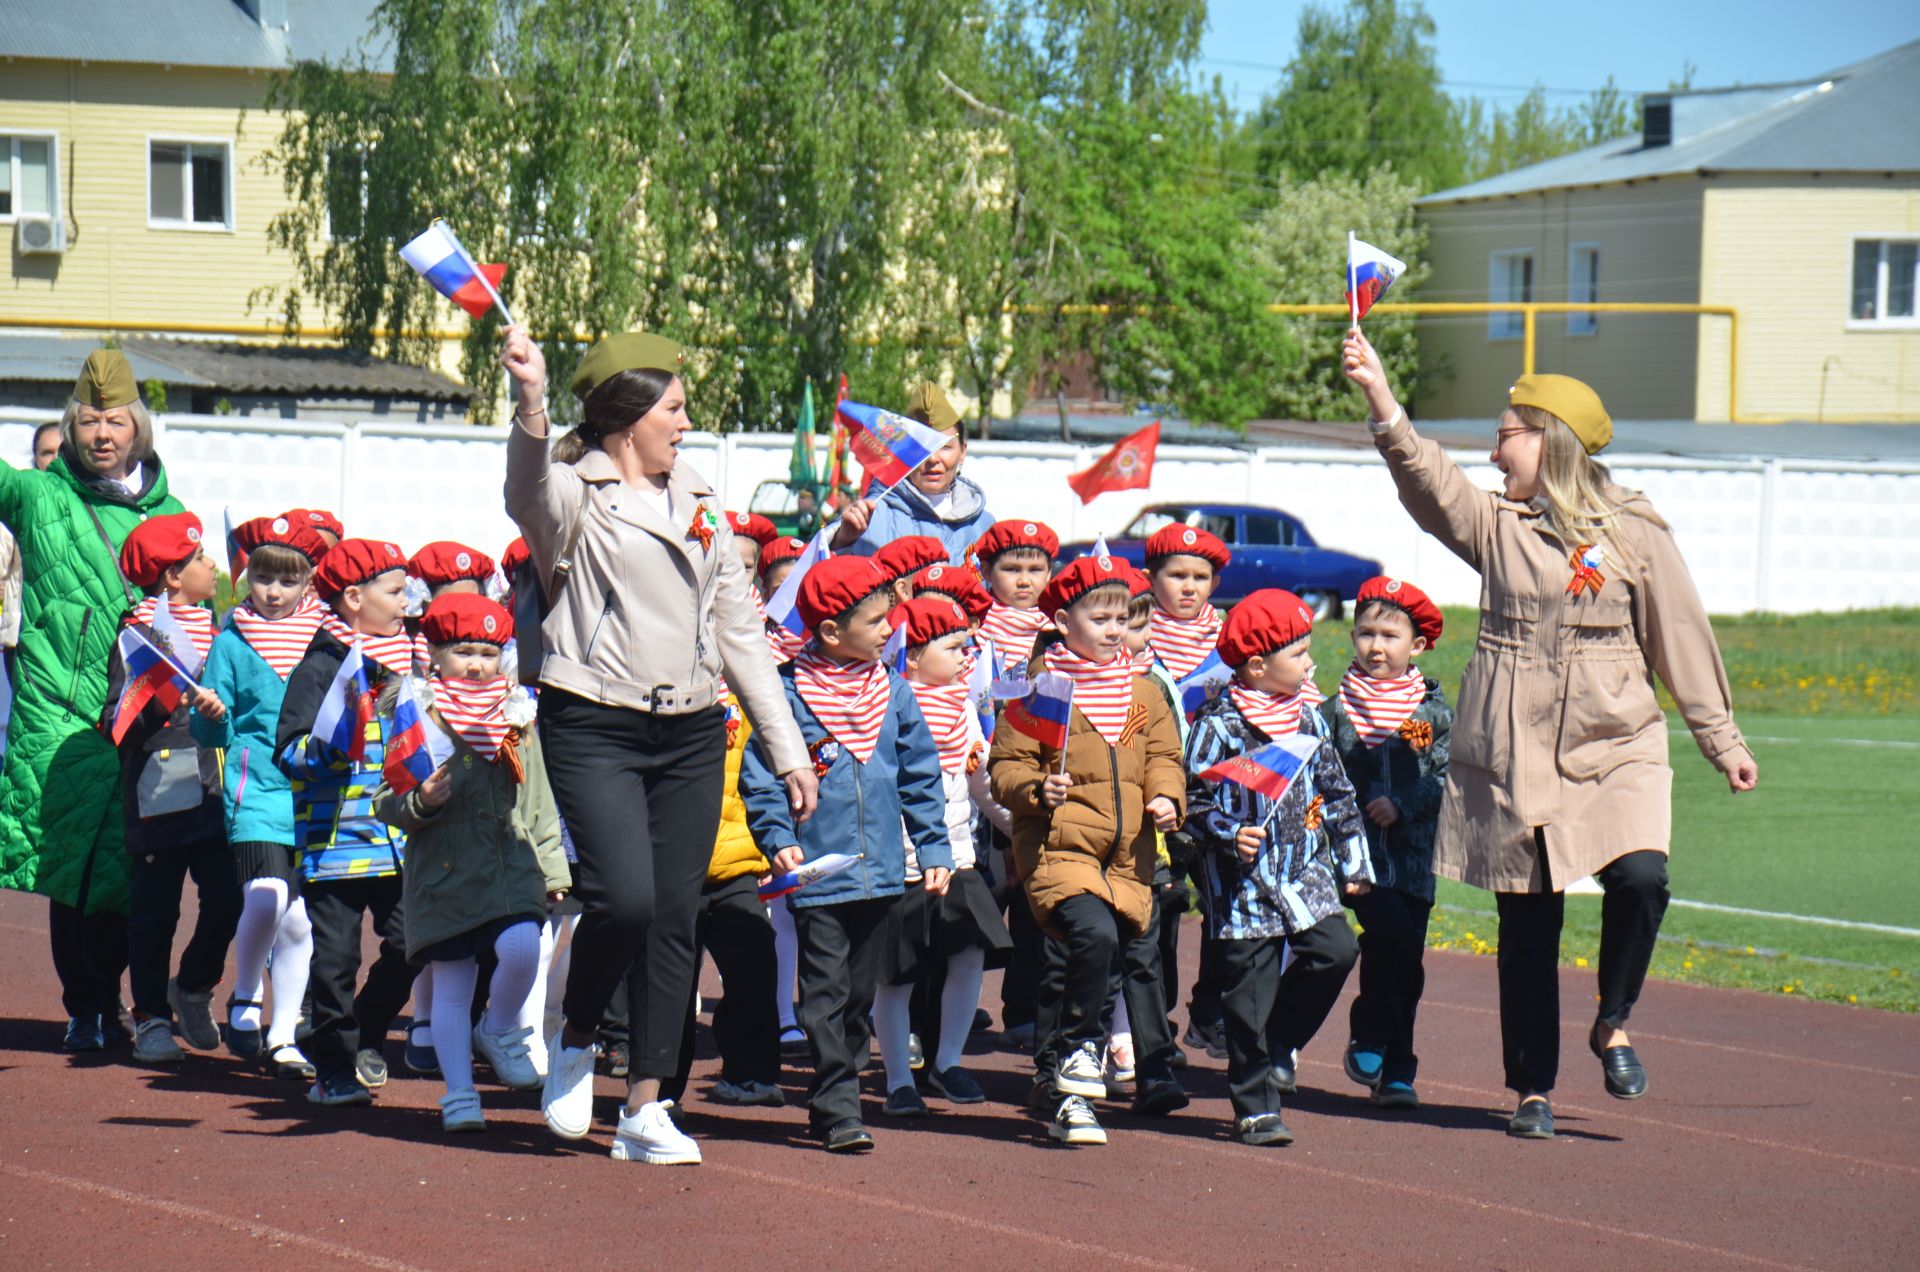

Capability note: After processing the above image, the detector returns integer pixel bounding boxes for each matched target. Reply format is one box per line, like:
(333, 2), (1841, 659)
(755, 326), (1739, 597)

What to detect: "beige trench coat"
(1376, 416), (1751, 892)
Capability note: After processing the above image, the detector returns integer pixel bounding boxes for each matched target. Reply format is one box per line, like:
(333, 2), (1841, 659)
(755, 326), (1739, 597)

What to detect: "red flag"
(1067, 421), (1160, 505)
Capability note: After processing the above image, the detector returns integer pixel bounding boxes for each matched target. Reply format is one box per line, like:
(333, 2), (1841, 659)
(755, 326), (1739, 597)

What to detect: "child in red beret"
(739, 555), (951, 1152)
(872, 535), (947, 604)
(756, 537), (810, 665)
(1144, 524), (1230, 681)
(1318, 576), (1452, 1110)
(988, 554), (1189, 1147)
(372, 594), (569, 1133)
(283, 508), (344, 548)
(970, 520), (1058, 666)
(108, 512), (243, 1065)
(912, 562), (993, 629)
(1184, 589), (1373, 1148)
(725, 511), (779, 577)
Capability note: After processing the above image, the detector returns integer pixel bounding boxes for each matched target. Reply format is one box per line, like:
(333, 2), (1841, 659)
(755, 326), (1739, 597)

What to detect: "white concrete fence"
(4, 410), (1916, 615)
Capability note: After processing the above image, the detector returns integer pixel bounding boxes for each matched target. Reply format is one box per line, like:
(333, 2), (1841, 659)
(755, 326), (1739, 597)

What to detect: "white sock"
(482, 922), (542, 1036)
(431, 959), (480, 1094)
(1110, 989), (1130, 1042)
(544, 913), (577, 1043)
(873, 982), (915, 1094)
(229, 879), (290, 1031)
(266, 898), (313, 1049)
(410, 967), (435, 1044)
(935, 946), (987, 1072)
(769, 898), (799, 1030)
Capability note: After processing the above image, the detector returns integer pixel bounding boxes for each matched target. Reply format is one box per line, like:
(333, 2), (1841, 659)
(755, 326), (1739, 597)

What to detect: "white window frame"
(1488, 249), (1533, 341)
(1846, 234), (1920, 330)
(323, 143), (370, 243)
(145, 135), (236, 232)
(0, 128), (62, 224)
(1567, 242), (1600, 336)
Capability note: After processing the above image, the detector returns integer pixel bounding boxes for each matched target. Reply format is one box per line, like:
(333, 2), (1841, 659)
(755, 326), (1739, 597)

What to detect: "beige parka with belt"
(1374, 415), (1752, 893)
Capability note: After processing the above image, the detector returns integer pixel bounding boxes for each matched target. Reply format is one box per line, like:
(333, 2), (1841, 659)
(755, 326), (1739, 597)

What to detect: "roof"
(0, 1), (389, 73)
(0, 333), (214, 389)
(1422, 38), (1920, 204)
(0, 332), (470, 403)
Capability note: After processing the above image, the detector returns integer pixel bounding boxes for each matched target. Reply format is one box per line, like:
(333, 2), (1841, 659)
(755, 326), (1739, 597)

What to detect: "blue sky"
(1198, 0), (1920, 112)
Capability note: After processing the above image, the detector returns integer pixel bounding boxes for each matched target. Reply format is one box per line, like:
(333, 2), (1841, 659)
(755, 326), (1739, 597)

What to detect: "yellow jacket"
(709, 697), (768, 884)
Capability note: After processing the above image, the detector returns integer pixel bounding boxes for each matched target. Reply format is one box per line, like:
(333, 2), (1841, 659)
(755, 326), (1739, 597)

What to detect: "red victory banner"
(1066, 421), (1160, 505)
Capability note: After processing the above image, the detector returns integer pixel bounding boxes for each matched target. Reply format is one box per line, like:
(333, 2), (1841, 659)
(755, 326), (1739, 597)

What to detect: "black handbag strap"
(82, 501), (142, 613)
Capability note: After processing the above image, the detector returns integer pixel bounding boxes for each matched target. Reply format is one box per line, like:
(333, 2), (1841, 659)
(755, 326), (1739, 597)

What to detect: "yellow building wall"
(1699, 177), (1920, 422)
(1415, 178), (1709, 421)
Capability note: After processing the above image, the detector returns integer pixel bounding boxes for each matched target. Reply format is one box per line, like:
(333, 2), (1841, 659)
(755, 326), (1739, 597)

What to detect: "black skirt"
(883, 867), (1013, 984)
(412, 913), (544, 967)
(231, 840), (300, 896)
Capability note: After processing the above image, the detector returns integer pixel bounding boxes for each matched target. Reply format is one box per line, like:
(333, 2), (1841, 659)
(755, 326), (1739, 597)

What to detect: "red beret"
(501, 537), (531, 579)
(873, 535), (947, 583)
(283, 508), (344, 541)
(1038, 553), (1129, 619)
(971, 519), (1059, 564)
(726, 511), (779, 546)
(758, 535), (808, 576)
(1357, 576), (1444, 646)
(891, 595), (970, 649)
(120, 512), (204, 587)
(797, 555), (889, 632)
(913, 563), (992, 622)
(1146, 524), (1230, 571)
(313, 537), (408, 598)
(408, 540), (496, 589)
(1121, 563), (1153, 598)
(231, 514), (330, 569)
(1217, 589), (1316, 668)
(420, 592), (514, 647)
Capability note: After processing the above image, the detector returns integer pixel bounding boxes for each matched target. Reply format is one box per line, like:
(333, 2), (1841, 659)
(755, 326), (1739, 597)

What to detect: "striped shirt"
(132, 596), (215, 663)
(227, 599), (328, 680)
(431, 674), (517, 762)
(322, 614), (416, 675)
(1042, 645), (1135, 745)
(976, 602), (1050, 665)
(1228, 681), (1321, 740)
(1148, 606), (1222, 680)
(909, 677), (975, 773)
(793, 649), (891, 763)
(1337, 664), (1426, 748)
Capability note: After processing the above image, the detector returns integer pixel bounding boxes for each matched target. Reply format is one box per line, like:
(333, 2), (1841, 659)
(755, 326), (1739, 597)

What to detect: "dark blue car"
(1062, 503), (1381, 618)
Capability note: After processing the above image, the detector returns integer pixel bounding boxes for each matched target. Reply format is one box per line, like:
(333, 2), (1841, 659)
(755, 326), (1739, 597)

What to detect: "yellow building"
(1414, 38), (1920, 423)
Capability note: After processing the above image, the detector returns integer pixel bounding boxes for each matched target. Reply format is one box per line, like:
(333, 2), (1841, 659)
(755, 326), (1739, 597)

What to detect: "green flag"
(790, 381), (819, 487)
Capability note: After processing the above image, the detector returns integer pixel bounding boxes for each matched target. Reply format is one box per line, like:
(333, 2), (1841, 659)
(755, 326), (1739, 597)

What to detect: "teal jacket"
(0, 450), (182, 915)
(190, 622), (298, 849)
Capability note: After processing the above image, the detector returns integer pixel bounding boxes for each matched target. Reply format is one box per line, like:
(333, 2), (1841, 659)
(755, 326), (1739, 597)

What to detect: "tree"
(1457, 78), (1636, 184)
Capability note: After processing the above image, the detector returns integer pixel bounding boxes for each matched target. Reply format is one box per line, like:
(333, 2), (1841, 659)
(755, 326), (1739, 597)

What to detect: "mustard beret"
(74, 348), (140, 410)
(1509, 373), (1611, 454)
(569, 331), (685, 402)
(906, 381), (961, 432)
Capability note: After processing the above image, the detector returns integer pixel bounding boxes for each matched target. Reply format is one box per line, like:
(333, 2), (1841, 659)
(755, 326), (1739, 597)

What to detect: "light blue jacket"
(189, 622), (298, 848)
(841, 473), (996, 564)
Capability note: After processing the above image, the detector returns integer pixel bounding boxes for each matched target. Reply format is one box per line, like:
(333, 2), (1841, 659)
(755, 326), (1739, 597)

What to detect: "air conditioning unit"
(16, 215), (68, 256)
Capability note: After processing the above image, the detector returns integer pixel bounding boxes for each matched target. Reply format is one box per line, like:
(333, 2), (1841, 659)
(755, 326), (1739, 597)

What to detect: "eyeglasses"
(1493, 428), (1532, 444)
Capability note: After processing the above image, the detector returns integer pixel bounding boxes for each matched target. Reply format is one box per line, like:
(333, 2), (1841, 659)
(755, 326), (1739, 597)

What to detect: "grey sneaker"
(1055, 1041), (1106, 1099)
(167, 980), (220, 1051)
(131, 1017), (183, 1064)
(1050, 1095), (1106, 1146)
(907, 1032), (925, 1071)
(1238, 1112), (1294, 1146)
(355, 1047), (389, 1089)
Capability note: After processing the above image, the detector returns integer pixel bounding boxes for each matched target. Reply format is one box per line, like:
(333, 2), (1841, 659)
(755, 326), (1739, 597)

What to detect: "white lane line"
(1665, 898), (1920, 938)
(1669, 726), (1919, 749)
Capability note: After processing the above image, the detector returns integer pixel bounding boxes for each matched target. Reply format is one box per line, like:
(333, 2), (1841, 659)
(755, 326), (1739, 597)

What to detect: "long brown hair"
(1512, 405), (1663, 568)
(552, 367), (677, 464)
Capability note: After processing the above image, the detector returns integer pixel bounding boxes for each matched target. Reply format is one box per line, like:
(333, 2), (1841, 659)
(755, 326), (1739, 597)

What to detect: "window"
(0, 132), (58, 220)
(1488, 251), (1533, 339)
(1126, 509), (1185, 539)
(1241, 514), (1295, 547)
(325, 146), (367, 241)
(148, 140), (231, 229)
(1568, 244), (1600, 335)
(1850, 238), (1920, 326)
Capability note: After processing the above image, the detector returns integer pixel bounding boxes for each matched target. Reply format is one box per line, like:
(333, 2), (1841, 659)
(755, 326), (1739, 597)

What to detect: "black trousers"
(1346, 887), (1433, 1086)
(1218, 916), (1359, 1120)
(305, 875), (411, 1081)
(542, 690), (726, 1081)
(1035, 892), (1176, 1085)
(794, 897), (893, 1130)
(1186, 875), (1226, 1030)
(1495, 847), (1670, 1095)
(663, 875), (781, 1103)
(127, 833), (243, 1019)
(48, 899), (129, 1019)
(1156, 875), (1185, 1024)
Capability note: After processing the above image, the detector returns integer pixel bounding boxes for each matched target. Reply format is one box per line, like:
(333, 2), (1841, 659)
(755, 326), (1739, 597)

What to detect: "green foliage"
(141, 379), (168, 414)
(1455, 78), (1636, 185)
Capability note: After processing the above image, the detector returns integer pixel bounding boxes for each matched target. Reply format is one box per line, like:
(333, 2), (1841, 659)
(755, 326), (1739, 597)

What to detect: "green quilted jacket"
(0, 450), (183, 915)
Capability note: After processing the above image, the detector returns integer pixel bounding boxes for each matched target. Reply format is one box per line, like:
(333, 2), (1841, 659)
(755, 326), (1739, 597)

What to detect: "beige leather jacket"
(503, 419), (807, 776)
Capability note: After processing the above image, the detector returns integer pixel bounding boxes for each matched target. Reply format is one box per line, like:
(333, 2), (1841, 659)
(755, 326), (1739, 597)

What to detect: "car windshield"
(1125, 507), (1236, 542)
(749, 482), (798, 516)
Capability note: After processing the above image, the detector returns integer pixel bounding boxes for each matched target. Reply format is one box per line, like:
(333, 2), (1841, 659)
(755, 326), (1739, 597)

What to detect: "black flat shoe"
(823, 1118), (875, 1152)
(1507, 1096), (1555, 1139)
(1590, 1021), (1648, 1100)
(1131, 1078), (1190, 1118)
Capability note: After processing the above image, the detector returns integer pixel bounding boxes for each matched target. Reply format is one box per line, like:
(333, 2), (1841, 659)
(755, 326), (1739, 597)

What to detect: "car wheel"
(1298, 589), (1341, 622)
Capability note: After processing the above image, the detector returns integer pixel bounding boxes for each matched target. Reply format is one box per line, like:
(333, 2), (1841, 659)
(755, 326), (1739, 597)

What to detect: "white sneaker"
(473, 1023), (541, 1090)
(542, 1038), (600, 1140)
(440, 1089), (486, 1133)
(1050, 1095), (1107, 1146)
(1056, 1041), (1106, 1098)
(610, 1099), (702, 1165)
(132, 1017), (183, 1063)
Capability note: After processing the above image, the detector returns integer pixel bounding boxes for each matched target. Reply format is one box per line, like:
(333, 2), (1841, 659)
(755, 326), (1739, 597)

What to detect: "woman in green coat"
(0, 349), (186, 1051)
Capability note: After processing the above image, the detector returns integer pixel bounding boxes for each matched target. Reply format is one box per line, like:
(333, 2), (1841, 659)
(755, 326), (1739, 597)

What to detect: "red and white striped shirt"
(767, 622), (808, 665)
(431, 674), (516, 762)
(1229, 680), (1323, 739)
(1337, 664), (1426, 748)
(909, 678), (975, 773)
(793, 649), (892, 763)
(976, 602), (1051, 665)
(1148, 606), (1222, 680)
(324, 614), (416, 675)
(132, 597), (216, 663)
(227, 598), (327, 680)
(1043, 645), (1136, 746)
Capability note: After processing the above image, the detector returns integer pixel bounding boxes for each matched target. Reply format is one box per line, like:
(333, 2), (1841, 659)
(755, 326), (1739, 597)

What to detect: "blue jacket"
(740, 661), (950, 909)
(843, 473), (996, 564)
(190, 622), (297, 848)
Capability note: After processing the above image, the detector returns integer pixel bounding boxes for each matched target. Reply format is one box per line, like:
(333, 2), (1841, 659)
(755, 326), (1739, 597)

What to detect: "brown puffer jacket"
(988, 680), (1186, 939)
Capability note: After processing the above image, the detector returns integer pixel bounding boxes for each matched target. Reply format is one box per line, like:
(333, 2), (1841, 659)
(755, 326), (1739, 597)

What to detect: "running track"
(0, 888), (1914, 1270)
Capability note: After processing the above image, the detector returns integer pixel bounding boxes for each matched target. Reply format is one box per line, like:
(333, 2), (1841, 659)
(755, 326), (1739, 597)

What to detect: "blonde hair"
(1513, 405), (1633, 552)
(61, 397), (156, 470)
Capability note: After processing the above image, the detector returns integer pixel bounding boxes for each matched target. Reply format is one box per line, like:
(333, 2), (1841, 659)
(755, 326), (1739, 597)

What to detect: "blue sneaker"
(1343, 1041), (1384, 1089)
(1370, 1080), (1418, 1109)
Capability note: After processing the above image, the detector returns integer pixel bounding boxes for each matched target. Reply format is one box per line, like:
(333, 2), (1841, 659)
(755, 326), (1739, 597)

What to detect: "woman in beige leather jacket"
(1343, 328), (1756, 1141)
(501, 325), (816, 1163)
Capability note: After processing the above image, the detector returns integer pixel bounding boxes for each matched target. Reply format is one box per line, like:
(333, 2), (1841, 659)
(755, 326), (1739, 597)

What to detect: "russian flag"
(109, 626), (199, 744)
(148, 599), (207, 679)
(836, 401), (949, 489)
(399, 222), (511, 322)
(882, 614), (909, 674)
(382, 677), (454, 796)
(1175, 650), (1234, 722)
(968, 635), (997, 735)
(1197, 734), (1322, 801)
(310, 643), (376, 762)
(759, 851), (861, 903)
(1003, 671), (1073, 749)
(1346, 232), (1406, 322)
(765, 529), (829, 638)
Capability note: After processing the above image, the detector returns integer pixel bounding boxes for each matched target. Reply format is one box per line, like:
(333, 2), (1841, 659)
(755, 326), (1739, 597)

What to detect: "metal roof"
(0, 333), (215, 388)
(1, 1), (390, 72)
(0, 333), (470, 403)
(1422, 38), (1920, 204)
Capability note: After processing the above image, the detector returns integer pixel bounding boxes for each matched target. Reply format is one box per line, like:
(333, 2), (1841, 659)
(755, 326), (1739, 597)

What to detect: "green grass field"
(1306, 606), (1920, 1012)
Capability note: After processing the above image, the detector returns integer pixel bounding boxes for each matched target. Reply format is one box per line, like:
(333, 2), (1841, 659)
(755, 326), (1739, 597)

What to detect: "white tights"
(873, 945), (989, 1091)
(431, 921), (543, 1095)
(228, 879), (313, 1049)
(769, 898), (799, 1031)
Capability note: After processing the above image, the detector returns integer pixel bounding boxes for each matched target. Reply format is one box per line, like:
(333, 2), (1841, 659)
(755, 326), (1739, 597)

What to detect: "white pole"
(1347, 230), (1358, 327)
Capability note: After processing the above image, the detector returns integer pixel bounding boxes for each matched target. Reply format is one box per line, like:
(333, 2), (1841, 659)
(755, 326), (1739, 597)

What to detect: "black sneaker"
(1025, 1074), (1058, 1117)
(1049, 1095), (1106, 1146)
(1271, 1050), (1298, 1095)
(881, 1085), (930, 1118)
(308, 1072), (373, 1106)
(355, 1047), (389, 1089)
(1238, 1112), (1293, 1146)
(62, 1014), (106, 1052)
(823, 1118), (875, 1152)
(926, 1065), (987, 1105)
(1169, 1044), (1188, 1071)
(972, 1008), (993, 1034)
(1131, 1078), (1190, 1118)
(598, 1040), (631, 1079)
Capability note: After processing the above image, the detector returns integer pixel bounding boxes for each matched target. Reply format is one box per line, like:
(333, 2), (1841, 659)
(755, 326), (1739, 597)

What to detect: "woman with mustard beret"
(1343, 328), (1757, 1140)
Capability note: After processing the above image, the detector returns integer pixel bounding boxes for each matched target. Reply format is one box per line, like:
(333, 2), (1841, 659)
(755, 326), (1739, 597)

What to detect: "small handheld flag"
(399, 221), (512, 323)
(1066, 420), (1160, 505)
(881, 619), (909, 675)
(382, 677), (455, 796)
(223, 506), (244, 577)
(108, 625), (201, 744)
(310, 643), (376, 762)
(968, 636), (997, 735)
(1196, 734), (1321, 801)
(1175, 650), (1234, 723)
(1346, 232), (1405, 323)
(759, 852), (861, 902)
(765, 529), (830, 638)
(837, 401), (949, 490)
(1002, 671), (1074, 751)
(147, 601), (208, 679)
